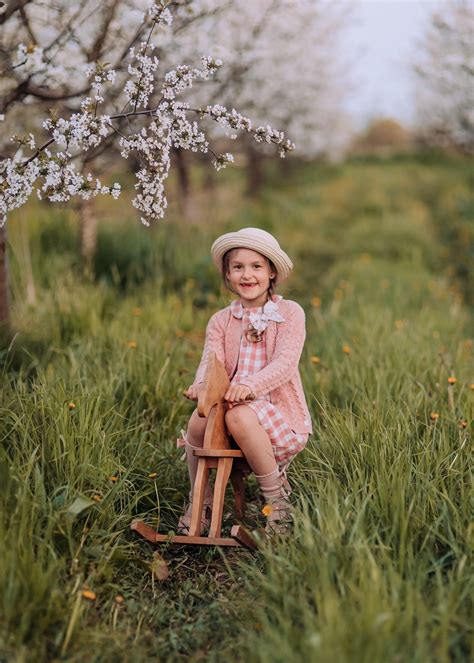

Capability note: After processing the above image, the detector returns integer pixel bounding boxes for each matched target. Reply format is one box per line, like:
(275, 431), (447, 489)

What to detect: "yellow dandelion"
(395, 320), (405, 330)
(311, 296), (321, 308)
(82, 590), (97, 602)
(342, 344), (351, 354)
(127, 340), (137, 349)
(430, 412), (439, 421)
(448, 377), (457, 385)
(148, 472), (158, 480)
(108, 476), (118, 483)
(132, 307), (142, 317)
(93, 494), (102, 502)
(310, 355), (321, 365)
(114, 595), (125, 605)
(68, 402), (76, 410)
(470, 384), (474, 391)
(359, 253), (372, 263)
(262, 504), (273, 517)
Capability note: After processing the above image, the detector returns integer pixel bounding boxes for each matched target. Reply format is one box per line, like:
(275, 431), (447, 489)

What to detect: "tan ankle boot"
(256, 468), (293, 535)
(177, 491), (213, 534)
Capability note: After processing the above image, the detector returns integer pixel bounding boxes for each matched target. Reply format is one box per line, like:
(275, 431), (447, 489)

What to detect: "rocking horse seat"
(193, 449), (245, 457)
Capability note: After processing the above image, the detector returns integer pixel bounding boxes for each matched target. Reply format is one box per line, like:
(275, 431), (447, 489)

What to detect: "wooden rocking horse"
(131, 352), (257, 549)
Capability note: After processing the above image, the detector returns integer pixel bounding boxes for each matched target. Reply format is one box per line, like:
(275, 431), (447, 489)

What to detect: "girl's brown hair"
(221, 248), (277, 300)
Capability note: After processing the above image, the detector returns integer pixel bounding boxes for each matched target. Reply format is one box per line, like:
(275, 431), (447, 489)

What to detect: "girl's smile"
(226, 248), (276, 308)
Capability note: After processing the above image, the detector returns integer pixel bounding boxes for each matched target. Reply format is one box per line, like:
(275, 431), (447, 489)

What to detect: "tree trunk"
(79, 197), (98, 273)
(279, 154), (295, 177)
(203, 163), (217, 194)
(174, 148), (194, 221)
(0, 224), (11, 337)
(246, 146), (264, 197)
(19, 214), (36, 306)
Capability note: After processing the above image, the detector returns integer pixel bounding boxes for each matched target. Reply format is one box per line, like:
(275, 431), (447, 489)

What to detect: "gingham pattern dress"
(230, 299), (308, 468)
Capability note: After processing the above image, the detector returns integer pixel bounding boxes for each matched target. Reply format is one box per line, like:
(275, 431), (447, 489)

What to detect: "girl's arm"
(192, 311), (226, 385)
(238, 303), (306, 397)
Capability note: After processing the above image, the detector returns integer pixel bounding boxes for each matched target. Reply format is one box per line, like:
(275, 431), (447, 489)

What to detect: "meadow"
(1, 154), (472, 662)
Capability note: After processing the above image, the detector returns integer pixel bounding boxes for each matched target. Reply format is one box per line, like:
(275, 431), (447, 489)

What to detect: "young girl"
(178, 227), (312, 534)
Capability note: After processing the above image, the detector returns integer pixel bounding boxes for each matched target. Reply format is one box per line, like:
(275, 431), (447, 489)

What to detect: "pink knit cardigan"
(192, 298), (313, 435)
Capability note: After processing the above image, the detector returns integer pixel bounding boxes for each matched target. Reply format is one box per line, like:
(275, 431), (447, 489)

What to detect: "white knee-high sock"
(254, 467), (285, 501)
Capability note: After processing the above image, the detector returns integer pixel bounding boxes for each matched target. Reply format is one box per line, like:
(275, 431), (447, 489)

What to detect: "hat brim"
(211, 231), (293, 284)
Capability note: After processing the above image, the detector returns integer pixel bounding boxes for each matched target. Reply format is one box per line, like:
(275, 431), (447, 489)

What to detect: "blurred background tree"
(413, 0), (474, 154)
(350, 118), (413, 157)
(152, 0), (354, 200)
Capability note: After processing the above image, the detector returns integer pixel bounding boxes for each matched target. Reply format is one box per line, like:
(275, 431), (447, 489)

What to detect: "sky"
(343, 0), (450, 128)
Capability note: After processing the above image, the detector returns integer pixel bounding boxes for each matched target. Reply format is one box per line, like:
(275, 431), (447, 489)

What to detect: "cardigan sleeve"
(238, 302), (306, 397)
(192, 310), (227, 385)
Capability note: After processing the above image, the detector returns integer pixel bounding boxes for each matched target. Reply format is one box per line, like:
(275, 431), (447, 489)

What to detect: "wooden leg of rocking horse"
(209, 457), (233, 538)
(231, 469), (246, 521)
(188, 459), (210, 537)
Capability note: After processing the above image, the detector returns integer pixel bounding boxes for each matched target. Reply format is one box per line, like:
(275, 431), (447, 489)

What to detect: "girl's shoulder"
(206, 304), (233, 328)
(277, 297), (305, 319)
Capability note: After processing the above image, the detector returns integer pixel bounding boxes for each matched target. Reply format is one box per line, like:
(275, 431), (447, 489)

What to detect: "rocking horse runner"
(132, 228), (312, 547)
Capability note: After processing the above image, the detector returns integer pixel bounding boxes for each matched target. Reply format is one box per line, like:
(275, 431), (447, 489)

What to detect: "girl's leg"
(224, 405), (277, 476)
(185, 408), (207, 490)
(178, 409), (212, 532)
(225, 406), (292, 533)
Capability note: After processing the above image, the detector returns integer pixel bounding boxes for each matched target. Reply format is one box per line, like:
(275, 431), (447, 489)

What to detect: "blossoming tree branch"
(0, 1), (294, 230)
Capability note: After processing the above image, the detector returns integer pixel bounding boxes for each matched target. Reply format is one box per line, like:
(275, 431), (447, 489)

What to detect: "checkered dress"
(230, 301), (308, 468)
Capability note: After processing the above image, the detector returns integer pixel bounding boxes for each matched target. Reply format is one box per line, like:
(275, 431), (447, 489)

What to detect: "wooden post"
(0, 224), (11, 337)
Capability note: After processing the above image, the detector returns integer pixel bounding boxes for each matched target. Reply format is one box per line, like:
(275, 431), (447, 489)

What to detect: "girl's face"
(226, 248), (276, 308)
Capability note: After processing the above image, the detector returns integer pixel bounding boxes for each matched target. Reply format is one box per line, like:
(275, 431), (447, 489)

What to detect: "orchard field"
(1, 155), (472, 662)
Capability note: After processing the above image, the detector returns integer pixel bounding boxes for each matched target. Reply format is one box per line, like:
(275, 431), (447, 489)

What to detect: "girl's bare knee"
(187, 408), (207, 447)
(225, 405), (256, 433)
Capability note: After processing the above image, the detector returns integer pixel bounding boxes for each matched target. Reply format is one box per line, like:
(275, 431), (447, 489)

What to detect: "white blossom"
(148, 2), (173, 26)
(125, 44), (160, 109)
(15, 43), (47, 74)
(0, 158), (40, 227)
(213, 153), (234, 171)
(162, 57), (222, 100)
(1, 1), (295, 227)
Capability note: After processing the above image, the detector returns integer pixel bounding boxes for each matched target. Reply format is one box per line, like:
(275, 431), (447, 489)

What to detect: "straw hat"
(211, 227), (293, 284)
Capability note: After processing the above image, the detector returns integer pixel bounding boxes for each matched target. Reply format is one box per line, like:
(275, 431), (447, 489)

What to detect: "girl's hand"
(224, 384), (254, 408)
(184, 384), (199, 401)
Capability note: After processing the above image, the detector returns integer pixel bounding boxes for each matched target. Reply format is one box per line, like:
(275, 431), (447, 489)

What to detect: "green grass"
(1, 157), (472, 662)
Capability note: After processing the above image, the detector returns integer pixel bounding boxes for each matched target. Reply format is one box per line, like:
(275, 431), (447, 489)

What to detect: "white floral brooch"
(246, 300), (285, 342)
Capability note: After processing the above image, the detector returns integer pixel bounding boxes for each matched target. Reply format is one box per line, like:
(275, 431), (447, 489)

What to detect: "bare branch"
(0, 0), (32, 25)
